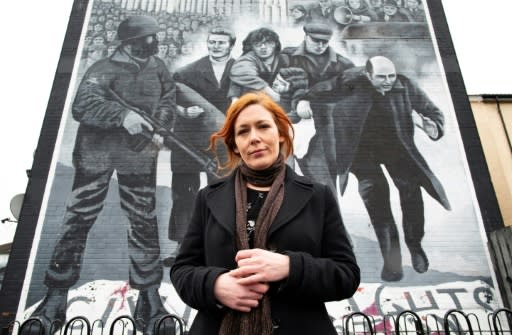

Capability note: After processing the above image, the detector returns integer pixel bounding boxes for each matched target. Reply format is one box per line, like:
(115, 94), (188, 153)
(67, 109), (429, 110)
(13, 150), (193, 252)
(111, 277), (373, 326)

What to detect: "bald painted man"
(310, 56), (451, 281)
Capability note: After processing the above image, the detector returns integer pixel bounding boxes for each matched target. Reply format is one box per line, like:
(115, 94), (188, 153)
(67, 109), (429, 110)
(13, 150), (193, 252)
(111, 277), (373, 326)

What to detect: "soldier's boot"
(24, 288), (68, 335)
(134, 285), (172, 335)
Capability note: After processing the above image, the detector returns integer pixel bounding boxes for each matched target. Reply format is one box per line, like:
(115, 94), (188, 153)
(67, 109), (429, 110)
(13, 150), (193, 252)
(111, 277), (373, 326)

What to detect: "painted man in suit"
(333, 56), (451, 281)
(164, 28), (236, 265)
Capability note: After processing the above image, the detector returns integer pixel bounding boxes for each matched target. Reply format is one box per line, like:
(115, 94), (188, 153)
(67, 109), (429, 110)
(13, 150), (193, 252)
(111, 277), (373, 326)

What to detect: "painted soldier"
(30, 16), (176, 335)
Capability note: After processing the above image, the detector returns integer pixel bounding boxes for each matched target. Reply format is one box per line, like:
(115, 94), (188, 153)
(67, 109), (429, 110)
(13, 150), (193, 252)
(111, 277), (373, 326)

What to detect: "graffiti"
(341, 282), (496, 315)
(20, 280), (497, 333)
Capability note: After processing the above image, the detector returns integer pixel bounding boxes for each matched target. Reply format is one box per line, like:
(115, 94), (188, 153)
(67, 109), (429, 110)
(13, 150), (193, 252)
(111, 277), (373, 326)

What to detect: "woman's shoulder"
(200, 173), (235, 194)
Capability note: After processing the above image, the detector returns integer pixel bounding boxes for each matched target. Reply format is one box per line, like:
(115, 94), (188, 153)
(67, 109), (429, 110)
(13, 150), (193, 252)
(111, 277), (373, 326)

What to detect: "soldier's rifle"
(105, 87), (221, 179)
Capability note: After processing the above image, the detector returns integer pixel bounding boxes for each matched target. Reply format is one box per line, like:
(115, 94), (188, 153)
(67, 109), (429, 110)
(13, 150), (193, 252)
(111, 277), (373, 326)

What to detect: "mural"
(5, 0), (501, 333)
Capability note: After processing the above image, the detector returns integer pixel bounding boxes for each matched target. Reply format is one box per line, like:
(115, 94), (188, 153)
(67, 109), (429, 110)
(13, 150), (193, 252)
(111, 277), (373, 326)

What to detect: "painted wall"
(0, 0), (504, 333)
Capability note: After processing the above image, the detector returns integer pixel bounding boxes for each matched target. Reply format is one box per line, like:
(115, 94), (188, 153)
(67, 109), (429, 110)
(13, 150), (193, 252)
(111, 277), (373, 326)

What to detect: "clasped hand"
(214, 248), (290, 312)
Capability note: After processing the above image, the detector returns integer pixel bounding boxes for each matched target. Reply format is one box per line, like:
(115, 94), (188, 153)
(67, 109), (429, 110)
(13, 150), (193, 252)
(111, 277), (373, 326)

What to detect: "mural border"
(0, 0), (90, 323)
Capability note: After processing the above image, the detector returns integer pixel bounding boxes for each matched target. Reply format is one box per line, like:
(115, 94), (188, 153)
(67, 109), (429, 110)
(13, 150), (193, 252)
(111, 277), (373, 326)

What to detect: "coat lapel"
(220, 58), (235, 88)
(268, 167), (314, 237)
(197, 56), (220, 87)
(204, 167), (315, 239)
(205, 174), (236, 236)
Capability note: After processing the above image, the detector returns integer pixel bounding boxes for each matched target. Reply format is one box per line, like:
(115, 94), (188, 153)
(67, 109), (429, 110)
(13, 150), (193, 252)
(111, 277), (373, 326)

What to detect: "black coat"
(170, 166), (360, 334)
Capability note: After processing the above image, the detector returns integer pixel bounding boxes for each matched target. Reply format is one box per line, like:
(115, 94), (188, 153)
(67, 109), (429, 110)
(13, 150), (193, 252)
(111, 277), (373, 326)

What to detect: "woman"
(228, 28), (286, 102)
(170, 92), (360, 335)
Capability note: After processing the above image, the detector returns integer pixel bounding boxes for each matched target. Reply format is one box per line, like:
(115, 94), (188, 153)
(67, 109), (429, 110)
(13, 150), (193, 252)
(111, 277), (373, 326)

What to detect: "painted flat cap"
(303, 23), (333, 41)
(117, 15), (160, 41)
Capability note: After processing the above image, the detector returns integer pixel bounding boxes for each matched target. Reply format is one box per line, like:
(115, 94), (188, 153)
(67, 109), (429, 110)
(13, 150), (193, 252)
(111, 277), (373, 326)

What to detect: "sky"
(0, 0), (511, 244)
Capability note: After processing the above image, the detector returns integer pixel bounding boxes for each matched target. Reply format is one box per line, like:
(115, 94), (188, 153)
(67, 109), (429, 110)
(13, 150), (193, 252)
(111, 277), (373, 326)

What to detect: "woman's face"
(234, 104), (284, 170)
(252, 39), (276, 61)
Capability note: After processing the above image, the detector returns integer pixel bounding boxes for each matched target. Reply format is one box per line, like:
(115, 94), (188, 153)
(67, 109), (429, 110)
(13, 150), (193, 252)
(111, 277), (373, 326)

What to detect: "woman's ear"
(234, 147), (240, 154)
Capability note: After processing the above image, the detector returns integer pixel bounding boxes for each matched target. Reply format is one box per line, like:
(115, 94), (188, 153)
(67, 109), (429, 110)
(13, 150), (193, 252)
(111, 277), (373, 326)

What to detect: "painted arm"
(72, 63), (128, 128)
(407, 78), (445, 140)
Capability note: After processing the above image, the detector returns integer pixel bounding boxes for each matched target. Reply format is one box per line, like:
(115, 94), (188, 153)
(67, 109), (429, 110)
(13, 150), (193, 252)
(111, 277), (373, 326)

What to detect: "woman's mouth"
(250, 149), (266, 157)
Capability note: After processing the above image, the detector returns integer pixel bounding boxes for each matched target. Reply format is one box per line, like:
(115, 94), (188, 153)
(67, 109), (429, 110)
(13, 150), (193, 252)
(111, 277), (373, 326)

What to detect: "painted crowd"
(80, 0), (426, 73)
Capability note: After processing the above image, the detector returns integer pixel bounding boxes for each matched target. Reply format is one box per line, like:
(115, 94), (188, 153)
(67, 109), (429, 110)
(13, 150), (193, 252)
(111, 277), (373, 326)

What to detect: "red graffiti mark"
(374, 319), (393, 335)
(362, 302), (379, 316)
(111, 282), (130, 311)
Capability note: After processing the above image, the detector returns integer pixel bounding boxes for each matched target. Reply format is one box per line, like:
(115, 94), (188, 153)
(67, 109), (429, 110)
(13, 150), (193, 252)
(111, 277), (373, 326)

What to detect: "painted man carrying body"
(331, 56), (451, 281)
(164, 28), (236, 265)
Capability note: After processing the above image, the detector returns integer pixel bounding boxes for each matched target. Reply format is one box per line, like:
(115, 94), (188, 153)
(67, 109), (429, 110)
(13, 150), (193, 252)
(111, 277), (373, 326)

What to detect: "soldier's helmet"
(117, 15), (160, 41)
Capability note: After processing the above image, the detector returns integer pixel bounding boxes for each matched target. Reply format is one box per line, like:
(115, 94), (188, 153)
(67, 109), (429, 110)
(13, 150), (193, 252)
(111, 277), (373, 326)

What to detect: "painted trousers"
(44, 154), (162, 290)
(350, 145), (425, 268)
(296, 102), (338, 195)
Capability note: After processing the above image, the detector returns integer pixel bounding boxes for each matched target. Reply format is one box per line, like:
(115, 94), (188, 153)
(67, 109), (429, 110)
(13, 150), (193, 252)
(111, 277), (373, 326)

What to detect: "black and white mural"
(1, 0), (502, 333)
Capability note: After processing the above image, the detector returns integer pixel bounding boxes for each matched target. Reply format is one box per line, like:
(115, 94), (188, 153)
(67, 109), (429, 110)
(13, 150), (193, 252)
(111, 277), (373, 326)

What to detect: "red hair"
(209, 92), (294, 173)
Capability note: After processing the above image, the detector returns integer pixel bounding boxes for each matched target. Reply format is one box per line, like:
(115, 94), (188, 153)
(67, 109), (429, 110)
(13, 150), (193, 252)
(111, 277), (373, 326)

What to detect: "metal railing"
(0, 308), (510, 335)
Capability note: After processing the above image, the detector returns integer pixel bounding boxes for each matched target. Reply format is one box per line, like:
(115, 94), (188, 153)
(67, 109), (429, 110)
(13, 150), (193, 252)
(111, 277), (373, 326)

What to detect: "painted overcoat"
(170, 166), (360, 335)
(174, 55), (234, 113)
(172, 56), (233, 171)
(331, 69), (451, 210)
(228, 50), (285, 98)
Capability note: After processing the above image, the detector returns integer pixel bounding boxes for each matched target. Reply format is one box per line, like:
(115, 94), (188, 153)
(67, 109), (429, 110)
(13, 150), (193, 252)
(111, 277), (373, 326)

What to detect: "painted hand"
(422, 116), (439, 139)
(183, 106), (205, 118)
(296, 100), (313, 119)
(122, 110), (153, 135)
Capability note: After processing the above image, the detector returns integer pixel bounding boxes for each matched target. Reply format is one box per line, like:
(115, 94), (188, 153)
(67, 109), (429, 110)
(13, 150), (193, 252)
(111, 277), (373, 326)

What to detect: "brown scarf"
(219, 155), (286, 335)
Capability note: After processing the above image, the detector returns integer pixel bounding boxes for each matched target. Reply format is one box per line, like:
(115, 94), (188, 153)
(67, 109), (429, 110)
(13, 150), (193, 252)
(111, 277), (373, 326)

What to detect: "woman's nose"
(249, 129), (260, 143)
